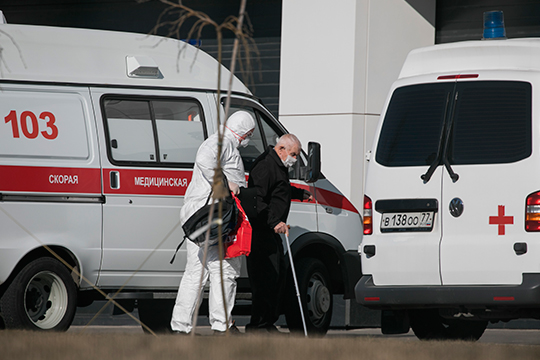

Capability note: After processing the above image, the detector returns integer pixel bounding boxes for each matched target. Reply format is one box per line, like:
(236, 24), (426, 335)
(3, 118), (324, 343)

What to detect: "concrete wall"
(279, 0), (435, 210)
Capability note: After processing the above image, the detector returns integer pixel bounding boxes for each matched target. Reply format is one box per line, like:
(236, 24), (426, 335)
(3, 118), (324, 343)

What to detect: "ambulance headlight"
(482, 10), (506, 40)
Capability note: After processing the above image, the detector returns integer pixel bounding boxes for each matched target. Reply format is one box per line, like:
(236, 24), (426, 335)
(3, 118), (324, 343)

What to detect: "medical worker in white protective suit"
(171, 110), (255, 335)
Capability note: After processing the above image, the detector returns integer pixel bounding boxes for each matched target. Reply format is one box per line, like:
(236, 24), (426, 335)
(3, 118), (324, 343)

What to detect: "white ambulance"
(0, 23), (362, 334)
(357, 22), (540, 340)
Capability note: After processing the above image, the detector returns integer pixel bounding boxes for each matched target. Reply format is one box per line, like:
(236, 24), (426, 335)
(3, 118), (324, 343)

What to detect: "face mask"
(240, 137), (250, 148)
(282, 154), (297, 168)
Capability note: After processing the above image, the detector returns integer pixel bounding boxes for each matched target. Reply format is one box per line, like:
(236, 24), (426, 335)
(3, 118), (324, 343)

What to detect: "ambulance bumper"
(355, 273), (540, 308)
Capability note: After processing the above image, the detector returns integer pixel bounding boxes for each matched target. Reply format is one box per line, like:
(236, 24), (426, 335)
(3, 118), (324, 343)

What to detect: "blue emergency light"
(182, 39), (202, 47)
(482, 10), (506, 40)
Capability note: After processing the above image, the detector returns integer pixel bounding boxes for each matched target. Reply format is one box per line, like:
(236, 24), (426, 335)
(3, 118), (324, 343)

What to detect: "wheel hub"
(306, 275), (330, 323)
(25, 284), (47, 320)
(24, 271), (68, 329)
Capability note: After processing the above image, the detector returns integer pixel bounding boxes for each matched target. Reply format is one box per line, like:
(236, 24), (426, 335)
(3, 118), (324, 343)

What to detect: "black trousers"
(246, 229), (287, 328)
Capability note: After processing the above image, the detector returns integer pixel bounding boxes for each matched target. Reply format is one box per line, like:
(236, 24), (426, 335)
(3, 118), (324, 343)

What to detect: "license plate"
(380, 212), (434, 232)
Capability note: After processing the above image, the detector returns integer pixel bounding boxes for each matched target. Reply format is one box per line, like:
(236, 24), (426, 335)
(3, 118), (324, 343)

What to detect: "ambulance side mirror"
(304, 142), (321, 183)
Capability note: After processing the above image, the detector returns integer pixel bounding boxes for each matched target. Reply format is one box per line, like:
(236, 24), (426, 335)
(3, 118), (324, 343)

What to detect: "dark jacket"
(248, 146), (305, 232)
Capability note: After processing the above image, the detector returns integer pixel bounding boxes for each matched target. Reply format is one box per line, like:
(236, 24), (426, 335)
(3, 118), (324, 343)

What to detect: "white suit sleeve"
(221, 142), (246, 188)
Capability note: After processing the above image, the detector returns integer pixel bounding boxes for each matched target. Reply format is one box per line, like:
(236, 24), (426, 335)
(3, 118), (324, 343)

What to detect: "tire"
(0, 257), (78, 331)
(138, 299), (175, 334)
(409, 309), (487, 341)
(285, 258), (333, 336)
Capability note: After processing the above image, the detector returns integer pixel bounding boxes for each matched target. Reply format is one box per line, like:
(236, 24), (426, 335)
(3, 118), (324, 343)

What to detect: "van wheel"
(285, 258), (333, 336)
(0, 257), (77, 331)
(409, 309), (487, 341)
(138, 299), (174, 334)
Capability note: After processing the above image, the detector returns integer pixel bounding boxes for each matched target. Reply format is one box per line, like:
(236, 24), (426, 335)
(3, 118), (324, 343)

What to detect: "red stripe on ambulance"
(292, 183), (359, 214)
(0, 165), (101, 194)
(1, 166), (356, 211)
(103, 168), (192, 196)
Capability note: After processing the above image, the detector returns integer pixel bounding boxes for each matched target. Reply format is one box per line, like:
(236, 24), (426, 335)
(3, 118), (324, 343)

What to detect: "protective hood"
(224, 111), (256, 147)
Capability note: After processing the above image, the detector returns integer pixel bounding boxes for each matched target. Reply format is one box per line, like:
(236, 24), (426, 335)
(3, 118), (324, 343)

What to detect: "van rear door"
(364, 82), (455, 286)
(440, 80), (532, 285)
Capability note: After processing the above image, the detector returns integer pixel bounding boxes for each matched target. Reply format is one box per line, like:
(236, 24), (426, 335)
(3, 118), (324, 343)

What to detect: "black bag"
(182, 192), (238, 246)
(170, 175), (239, 264)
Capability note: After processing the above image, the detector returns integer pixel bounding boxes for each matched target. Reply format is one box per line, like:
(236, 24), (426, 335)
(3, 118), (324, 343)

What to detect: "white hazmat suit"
(171, 110), (255, 333)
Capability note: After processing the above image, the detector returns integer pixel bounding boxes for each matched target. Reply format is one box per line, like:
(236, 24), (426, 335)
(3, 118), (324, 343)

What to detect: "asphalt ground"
(70, 301), (540, 345)
(67, 324), (540, 345)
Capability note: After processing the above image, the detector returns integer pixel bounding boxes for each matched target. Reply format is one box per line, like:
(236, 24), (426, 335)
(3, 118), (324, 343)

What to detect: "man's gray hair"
(276, 134), (301, 149)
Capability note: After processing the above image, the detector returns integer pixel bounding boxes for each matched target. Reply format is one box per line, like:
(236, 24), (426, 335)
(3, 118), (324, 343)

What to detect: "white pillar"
(279, 0), (435, 210)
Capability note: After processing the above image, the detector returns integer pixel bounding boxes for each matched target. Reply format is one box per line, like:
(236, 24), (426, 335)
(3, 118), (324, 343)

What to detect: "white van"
(356, 31), (540, 340)
(0, 23), (362, 334)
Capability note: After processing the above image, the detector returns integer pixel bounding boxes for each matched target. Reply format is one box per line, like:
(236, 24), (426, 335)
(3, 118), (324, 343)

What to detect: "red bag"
(224, 193), (252, 259)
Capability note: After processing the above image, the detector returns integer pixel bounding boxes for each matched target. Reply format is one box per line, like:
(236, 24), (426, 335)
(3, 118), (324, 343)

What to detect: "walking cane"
(285, 232), (308, 337)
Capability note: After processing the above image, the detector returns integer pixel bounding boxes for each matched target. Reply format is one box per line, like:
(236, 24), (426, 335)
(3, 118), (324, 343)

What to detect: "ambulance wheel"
(138, 299), (174, 334)
(409, 309), (487, 341)
(0, 257), (77, 331)
(285, 258), (333, 336)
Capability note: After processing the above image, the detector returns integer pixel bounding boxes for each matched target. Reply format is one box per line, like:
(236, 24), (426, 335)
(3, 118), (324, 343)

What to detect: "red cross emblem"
(489, 205), (514, 235)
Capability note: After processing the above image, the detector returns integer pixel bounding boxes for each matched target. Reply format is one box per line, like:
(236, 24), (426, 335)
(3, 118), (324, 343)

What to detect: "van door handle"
(364, 245), (376, 258)
(514, 242), (527, 255)
(110, 171), (120, 189)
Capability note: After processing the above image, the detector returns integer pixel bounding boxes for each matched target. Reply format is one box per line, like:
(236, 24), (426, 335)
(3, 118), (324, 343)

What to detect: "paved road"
(330, 328), (540, 345)
(68, 324), (540, 345)
(71, 301), (540, 345)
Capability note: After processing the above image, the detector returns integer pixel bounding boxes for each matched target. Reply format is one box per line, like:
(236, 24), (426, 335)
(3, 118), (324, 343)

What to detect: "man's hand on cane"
(274, 221), (289, 236)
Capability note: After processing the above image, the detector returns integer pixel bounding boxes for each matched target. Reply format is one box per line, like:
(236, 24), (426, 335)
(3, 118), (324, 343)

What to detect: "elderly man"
(170, 111), (255, 335)
(245, 134), (312, 334)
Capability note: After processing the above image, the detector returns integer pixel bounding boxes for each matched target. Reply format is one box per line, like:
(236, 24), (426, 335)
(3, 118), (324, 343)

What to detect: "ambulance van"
(356, 17), (540, 340)
(0, 23), (362, 333)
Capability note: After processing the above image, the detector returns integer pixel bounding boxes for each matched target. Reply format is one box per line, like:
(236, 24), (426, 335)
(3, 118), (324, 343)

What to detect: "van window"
(376, 83), (453, 167)
(260, 115), (280, 147)
(153, 101), (205, 163)
(449, 81), (531, 165)
(103, 97), (205, 165)
(104, 100), (155, 162)
(376, 81), (532, 167)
